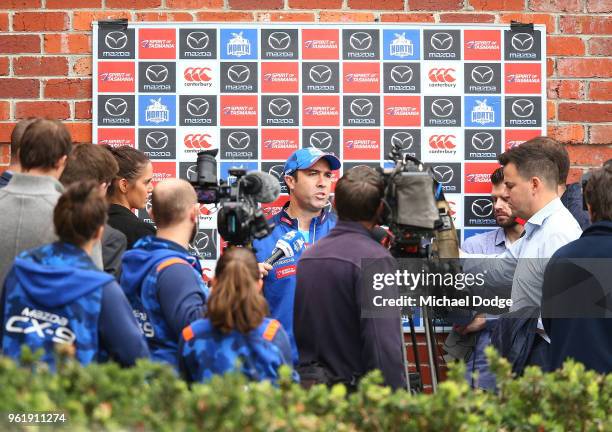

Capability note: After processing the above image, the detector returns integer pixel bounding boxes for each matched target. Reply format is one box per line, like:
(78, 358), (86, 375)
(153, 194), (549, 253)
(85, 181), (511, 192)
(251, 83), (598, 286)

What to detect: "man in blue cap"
(253, 147), (341, 363)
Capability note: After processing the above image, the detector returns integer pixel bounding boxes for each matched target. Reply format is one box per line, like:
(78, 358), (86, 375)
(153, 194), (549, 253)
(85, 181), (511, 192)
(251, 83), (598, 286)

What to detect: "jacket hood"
(582, 221), (612, 237)
(120, 236), (189, 297)
(12, 243), (113, 308)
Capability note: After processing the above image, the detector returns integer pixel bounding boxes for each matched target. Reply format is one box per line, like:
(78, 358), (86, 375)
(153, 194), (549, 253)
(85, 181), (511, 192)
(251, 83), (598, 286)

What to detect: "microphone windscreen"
(244, 171), (281, 203)
(276, 230), (306, 258)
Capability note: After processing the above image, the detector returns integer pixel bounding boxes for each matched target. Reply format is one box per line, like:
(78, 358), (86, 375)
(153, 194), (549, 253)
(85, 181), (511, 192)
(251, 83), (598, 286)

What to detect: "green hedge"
(0, 346), (610, 431)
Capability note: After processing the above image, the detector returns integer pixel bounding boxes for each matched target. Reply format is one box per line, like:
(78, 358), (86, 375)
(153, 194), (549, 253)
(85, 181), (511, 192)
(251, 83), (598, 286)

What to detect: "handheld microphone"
(240, 171), (281, 203)
(264, 230), (306, 266)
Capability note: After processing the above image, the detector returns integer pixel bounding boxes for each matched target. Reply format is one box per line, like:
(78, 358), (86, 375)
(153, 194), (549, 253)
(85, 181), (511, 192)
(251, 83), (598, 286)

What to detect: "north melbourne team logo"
(471, 99), (495, 125)
(227, 32), (251, 57)
(389, 33), (414, 57)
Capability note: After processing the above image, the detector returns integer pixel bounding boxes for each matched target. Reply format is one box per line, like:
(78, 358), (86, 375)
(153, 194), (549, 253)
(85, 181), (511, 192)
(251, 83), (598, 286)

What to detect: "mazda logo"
(269, 98), (292, 117)
(391, 132), (414, 150)
(350, 98), (373, 117)
(186, 98), (210, 117)
(432, 165), (454, 184)
(227, 131), (251, 150)
(309, 65), (332, 84)
(471, 66), (494, 84)
(268, 31), (291, 50)
(472, 199), (493, 218)
(145, 131), (169, 150)
(511, 99), (535, 118)
(227, 64), (250, 83)
(186, 31), (209, 50)
(431, 99), (454, 118)
(431, 32), (453, 51)
(145, 195), (152, 213)
(145, 65), (169, 83)
(511, 33), (534, 51)
(472, 132), (495, 151)
(104, 98), (128, 117)
(105, 31), (128, 50)
(390, 65), (413, 84)
(190, 232), (211, 255)
(268, 164), (285, 180)
(349, 32), (373, 51)
(186, 164), (197, 182)
(309, 132), (333, 150)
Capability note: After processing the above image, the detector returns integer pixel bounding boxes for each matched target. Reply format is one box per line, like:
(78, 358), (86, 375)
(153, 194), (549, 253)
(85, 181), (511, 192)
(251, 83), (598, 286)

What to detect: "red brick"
(106, 0), (160, 7)
(547, 80), (585, 100)
(13, 57), (68, 77)
(135, 12), (194, 22)
(0, 123), (16, 143)
(0, 79), (39, 98)
(500, 13), (556, 32)
(547, 36), (585, 56)
(288, 0), (342, 7)
(319, 11), (377, 21)
(560, 16), (612, 35)
(559, 102), (612, 123)
(586, 0), (612, 12)
(44, 34), (91, 54)
(381, 13), (435, 22)
(567, 167), (584, 184)
(548, 124), (585, 144)
(440, 13), (496, 23)
(44, 79), (92, 99)
(409, 0), (462, 10)
(0, 35), (40, 54)
(72, 11), (131, 31)
(557, 58), (612, 78)
(547, 58), (554, 77)
(0, 101), (10, 121)
(255, 12), (316, 22)
(567, 145), (612, 165)
(47, 0), (101, 6)
(72, 57), (92, 77)
(194, 12), (253, 21)
(229, 0), (283, 9)
(348, 0), (404, 9)
(16, 101), (70, 120)
(65, 122), (92, 143)
(528, 0), (582, 12)
(547, 100), (556, 120)
(0, 13), (8, 31)
(75, 101), (92, 120)
(469, 0), (524, 10)
(0, 58), (8, 76)
(167, 0), (223, 6)
(588, 81), (612, 101)
(588, 37), (612, 56)
(13, 12), (69, 32)
(2, 0), (40, 8)
(589, 125), (612, 144)
(0, 143), (10, 166)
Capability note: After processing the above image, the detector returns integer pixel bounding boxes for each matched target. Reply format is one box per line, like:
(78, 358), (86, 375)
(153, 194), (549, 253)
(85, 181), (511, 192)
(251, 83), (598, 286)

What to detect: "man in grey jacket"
(0, 119), (72, 293)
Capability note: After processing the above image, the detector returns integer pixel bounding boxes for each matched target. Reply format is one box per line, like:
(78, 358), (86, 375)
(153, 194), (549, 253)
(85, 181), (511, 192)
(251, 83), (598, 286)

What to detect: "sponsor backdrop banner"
(93, 22), (546, 325)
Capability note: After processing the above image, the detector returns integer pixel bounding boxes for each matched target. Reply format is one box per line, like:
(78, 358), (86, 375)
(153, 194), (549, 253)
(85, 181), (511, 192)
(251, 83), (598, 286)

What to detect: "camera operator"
(252, 148), (341, 363)
(119, 179), (208, 369)
(294, 166), (406, 390)
(179, 247), (296, 383)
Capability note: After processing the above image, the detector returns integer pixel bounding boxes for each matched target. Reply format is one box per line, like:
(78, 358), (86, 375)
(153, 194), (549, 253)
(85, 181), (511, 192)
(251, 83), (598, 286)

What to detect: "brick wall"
(0, 0), (610, 170)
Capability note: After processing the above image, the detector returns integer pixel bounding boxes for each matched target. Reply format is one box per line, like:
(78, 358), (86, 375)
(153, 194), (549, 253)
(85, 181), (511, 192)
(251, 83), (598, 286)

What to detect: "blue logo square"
(138, 95), (176, 127)
(383, 29), (420, 60)
(220, 162), (259, 183)
(464, 96), (501, 128)
(221, 29), (258, 59)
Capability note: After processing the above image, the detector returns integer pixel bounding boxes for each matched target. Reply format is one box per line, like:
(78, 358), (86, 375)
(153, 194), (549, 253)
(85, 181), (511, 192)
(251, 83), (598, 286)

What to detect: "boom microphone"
(264, 230), (306, 266)
(241, 171), (281, 203)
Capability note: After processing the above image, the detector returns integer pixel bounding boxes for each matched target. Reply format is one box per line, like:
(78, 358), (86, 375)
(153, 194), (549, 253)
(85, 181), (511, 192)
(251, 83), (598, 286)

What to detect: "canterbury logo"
(429, 135), (456, 150)
(184, 134), (212, 149)
(184, 67), (212, 82)
(428, 68), (455, 83)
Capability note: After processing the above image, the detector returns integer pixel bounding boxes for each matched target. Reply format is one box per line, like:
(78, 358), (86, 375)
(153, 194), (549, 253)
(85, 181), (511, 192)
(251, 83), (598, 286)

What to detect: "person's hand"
(258, 262), (272, 278)
(455, 313), (486, 335)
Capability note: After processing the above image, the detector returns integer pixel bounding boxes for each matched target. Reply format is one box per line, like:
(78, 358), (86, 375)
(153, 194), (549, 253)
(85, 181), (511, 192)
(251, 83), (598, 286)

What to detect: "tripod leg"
(422, 307), (439, 392)
(400, 318), (410, 393)
(407, 314), (422, 392)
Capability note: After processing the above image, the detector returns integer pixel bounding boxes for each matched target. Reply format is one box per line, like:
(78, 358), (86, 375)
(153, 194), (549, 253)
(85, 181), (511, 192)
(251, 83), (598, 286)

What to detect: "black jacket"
(107, 204), (156, 250)
(102, 224), (127, 278)
(561, 182), (590, 230)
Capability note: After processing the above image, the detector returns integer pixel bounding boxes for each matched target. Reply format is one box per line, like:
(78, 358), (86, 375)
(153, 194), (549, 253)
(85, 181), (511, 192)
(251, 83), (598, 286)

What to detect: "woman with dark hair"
(0, 181), (149, 368)
(105, 145), (156, 249)
(179, 247), (296, 383)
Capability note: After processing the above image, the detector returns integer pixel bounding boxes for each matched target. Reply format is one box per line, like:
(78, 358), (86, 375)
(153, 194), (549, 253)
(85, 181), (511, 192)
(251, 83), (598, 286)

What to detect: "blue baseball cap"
(284, 148), (341, 176)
